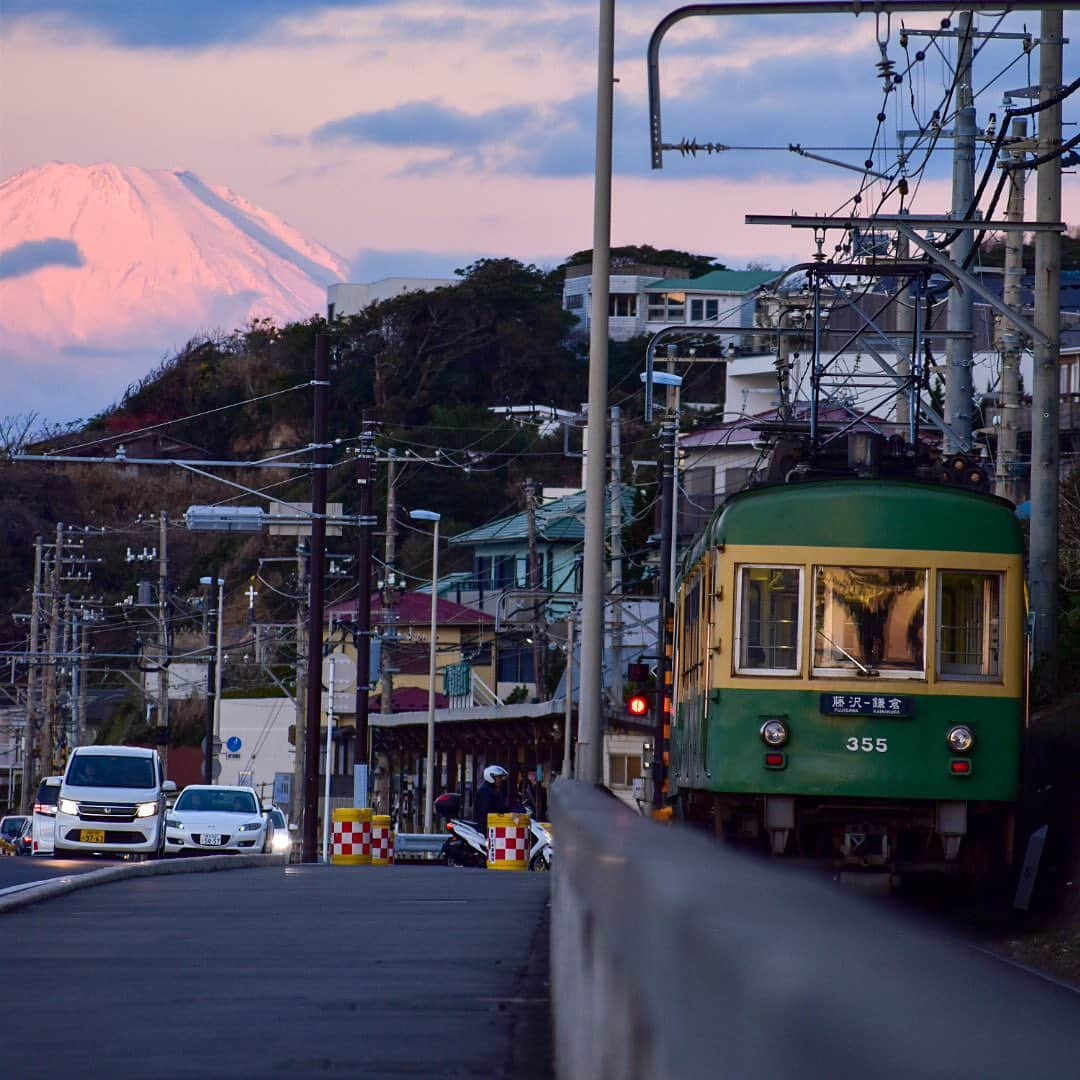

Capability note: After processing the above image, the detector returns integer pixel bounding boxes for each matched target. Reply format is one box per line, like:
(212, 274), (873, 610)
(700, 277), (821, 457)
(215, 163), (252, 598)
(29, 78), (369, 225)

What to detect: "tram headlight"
(947, 725), (975, 753)
(760, 719), (789, 747)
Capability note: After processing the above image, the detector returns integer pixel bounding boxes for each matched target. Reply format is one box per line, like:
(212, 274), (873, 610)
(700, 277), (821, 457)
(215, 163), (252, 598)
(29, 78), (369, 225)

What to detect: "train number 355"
(845, 736), (888, 753)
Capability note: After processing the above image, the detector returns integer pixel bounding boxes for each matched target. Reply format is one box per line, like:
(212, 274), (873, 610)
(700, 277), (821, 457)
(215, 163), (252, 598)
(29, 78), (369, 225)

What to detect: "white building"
(216, 697), (295, 802)
(562, 263), (782, 343)
(327, 277), (458, 320)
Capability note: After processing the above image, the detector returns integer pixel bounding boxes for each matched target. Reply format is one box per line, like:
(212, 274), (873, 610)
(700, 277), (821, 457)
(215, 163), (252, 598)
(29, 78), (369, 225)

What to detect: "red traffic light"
(626, 694), (650, 718)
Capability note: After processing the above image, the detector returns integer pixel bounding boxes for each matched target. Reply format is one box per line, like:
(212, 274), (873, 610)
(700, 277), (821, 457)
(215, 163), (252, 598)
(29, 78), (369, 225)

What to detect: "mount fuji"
(0, 162), (350, 422)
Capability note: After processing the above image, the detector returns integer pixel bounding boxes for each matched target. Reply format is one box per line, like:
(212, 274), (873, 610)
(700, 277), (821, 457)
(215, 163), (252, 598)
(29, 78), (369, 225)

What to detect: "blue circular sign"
(226, 736), (242, 753)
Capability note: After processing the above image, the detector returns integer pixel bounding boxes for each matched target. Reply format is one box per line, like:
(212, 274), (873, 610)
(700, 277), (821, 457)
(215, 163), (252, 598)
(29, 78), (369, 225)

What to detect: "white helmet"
(483, 765), (508, 783)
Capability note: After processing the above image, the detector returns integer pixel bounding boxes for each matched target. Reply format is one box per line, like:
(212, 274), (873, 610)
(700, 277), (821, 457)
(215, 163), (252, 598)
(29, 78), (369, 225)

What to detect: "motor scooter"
(434, 792), (487, 867)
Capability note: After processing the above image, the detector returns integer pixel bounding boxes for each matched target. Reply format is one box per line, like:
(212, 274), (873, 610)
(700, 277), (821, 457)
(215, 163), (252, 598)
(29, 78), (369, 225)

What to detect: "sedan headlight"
(271, 832), (292, 853)
(135, 801), (158, 818)
(238, 822), (263, 832)
(947, 725), (975, 753)
(165, 818), (184, 830)
(760, 719), (789, 747)
(59, 798), (79, 815)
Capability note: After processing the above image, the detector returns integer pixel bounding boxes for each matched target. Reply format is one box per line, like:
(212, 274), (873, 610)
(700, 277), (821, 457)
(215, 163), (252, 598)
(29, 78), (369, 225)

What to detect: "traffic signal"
(626, 693), (650, 719)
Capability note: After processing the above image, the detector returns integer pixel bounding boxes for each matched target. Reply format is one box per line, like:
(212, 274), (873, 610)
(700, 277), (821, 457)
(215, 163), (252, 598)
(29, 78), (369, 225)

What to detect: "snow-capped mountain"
(0, 162), (349, 420)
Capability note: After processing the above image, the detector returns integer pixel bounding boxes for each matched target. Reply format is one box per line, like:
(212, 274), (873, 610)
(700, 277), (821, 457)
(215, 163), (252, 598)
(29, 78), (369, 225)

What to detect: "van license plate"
(202, 834), (221, 846)
(79, 830), (105, 844)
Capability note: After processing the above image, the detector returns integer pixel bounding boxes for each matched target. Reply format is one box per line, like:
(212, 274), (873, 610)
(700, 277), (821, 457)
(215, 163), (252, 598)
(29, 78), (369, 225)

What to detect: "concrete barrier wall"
(550, 781), (1080, 1080)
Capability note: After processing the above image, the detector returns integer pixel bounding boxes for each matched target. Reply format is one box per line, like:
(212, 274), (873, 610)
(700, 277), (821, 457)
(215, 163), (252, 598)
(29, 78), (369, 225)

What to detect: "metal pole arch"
(647, 1), (1065, 171)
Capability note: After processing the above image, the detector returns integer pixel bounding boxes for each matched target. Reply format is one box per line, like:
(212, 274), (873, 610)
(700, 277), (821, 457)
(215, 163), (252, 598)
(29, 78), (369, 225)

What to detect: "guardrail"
(550, 781), (1080, 1080)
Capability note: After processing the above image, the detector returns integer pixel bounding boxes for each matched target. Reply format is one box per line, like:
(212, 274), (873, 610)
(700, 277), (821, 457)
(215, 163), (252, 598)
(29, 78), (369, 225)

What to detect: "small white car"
(165, 785), (270, 855)
(31, 776), (62, 855)
(266, 807), (295, 857)
(55, 747), (174, 859)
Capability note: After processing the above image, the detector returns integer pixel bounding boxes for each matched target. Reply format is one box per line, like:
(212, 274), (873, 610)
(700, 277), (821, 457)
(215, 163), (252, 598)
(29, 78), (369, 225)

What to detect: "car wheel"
(529, 851), (551, 872)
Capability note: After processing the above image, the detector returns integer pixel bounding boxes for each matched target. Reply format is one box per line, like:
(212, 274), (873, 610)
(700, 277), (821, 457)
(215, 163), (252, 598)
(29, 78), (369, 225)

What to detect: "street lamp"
(409, 510), (441, 833)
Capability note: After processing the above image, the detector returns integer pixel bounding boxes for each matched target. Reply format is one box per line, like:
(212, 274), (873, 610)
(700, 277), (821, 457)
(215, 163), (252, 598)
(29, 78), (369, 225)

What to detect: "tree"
(562, 245), (728, 278)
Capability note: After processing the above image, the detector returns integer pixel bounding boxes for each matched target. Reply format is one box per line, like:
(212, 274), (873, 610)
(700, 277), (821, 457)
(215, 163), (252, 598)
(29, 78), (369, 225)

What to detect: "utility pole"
(380, 448), (399, 716)
(204, 578), (218, 785)
(653, 414), (677, 811)
(1029, 10), (1063, 690)
(578, 0), (615, 786)
(995, 118), (1028, 501)
(20, 536), (43, 812)
(157, 512), (170, 772)
(302, 333), (330, 862)
(43, 523), (64, 771)
(292, 541), (308, 826)
(77, 607), (88, 749)
(353, 421), (377, 807)
(895, 229), (912, 428)
(609, 407), (625, 705)
(945, 11), (976, 453)
(525, 478), (545, 700)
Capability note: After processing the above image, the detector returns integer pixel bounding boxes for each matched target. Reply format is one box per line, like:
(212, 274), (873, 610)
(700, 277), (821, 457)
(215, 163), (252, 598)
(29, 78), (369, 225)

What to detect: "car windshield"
(174, 789), (259, 815)
(270, 809), (286, 828)
(67, 755), (156, 789)
(1, 818), (26, 836)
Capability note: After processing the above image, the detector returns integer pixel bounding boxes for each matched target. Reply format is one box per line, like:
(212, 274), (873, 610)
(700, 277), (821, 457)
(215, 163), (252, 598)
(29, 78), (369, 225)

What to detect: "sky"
(5, 0), (1075, 283)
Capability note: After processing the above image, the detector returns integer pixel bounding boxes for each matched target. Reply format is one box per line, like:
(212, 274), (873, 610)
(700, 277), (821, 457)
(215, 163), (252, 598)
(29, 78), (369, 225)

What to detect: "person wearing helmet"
(473, 764), (508, 828)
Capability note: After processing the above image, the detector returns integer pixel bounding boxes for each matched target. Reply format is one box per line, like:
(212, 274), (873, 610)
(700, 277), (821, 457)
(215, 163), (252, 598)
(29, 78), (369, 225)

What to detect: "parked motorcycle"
(434, 792), (487, 867)
(434, 792), (553, 871)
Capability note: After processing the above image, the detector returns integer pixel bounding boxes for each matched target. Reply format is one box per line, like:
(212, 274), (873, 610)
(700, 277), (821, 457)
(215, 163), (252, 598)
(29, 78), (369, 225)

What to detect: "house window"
(813, 566), (925, 676)
(735, 566), (802, 674)
(566, 294), (584, 311)
(473, 555), (515, 591)
(608, 293), (638, 318)
(690, 298), (720, 322)
(497, 645), (535, 683)
(647, 292), (686, 321)
(937, 572), (1002, 679)
(608, 753), (643, 787)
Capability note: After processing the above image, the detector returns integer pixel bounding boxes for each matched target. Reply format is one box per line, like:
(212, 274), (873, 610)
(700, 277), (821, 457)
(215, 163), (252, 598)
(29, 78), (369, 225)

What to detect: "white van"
(31, 775), (62, 855)
(55, 746), (175, 859)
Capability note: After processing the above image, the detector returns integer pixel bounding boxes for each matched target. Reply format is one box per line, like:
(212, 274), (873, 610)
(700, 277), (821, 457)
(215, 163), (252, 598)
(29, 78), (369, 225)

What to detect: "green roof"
(449, 489), (635, 548)
(646, 269), (782, 293)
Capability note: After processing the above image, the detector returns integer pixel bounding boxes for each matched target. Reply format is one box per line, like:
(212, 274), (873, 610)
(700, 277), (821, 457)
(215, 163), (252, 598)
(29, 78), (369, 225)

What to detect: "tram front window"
(736, 566), (801, 674)
(938, 571), (1002, 679)
(813, 567), (926, 676)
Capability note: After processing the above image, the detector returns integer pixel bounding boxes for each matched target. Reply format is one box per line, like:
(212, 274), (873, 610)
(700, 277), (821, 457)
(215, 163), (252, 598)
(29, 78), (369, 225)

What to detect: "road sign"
(226, 736), (242, 753)
(273, 772), (291, 807)
(200, 735), (223, 755)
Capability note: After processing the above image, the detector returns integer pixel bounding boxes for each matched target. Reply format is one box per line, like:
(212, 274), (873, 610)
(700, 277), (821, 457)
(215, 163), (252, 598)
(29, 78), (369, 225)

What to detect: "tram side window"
(813, 567), (925, 676)
(736, 566), (801, 674)
(938, 572), (1002, 679)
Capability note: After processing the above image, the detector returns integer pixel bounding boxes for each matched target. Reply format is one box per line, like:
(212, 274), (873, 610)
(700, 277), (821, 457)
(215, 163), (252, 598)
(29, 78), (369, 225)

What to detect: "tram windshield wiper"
(816, 629), (880, 677)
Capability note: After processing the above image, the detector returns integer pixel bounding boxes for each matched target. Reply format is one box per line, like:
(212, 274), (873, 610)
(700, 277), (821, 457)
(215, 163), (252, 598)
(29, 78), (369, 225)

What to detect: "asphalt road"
(2, 864), (552, 1079)
(0, 854), (106, 890)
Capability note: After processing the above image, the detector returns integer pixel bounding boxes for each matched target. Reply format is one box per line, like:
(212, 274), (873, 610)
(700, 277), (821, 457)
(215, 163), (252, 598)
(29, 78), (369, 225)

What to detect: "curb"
(0, 853), (286, 914)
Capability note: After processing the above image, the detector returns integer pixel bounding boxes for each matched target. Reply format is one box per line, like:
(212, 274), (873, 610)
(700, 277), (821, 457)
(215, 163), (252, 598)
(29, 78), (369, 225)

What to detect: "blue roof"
(449, 489), (635, 548)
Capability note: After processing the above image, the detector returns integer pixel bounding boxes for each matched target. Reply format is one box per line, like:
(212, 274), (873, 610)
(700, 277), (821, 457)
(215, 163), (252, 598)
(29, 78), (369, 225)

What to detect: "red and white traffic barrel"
(486, 812), (530, 871)
(371, 814), (394, 865)
(331, 807), (372, 866)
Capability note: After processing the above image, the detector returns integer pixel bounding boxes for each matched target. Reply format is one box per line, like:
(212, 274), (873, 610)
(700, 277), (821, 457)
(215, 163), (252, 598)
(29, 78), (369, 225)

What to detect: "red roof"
(326, 593), (494, 627)
(370, 687), (450, 713)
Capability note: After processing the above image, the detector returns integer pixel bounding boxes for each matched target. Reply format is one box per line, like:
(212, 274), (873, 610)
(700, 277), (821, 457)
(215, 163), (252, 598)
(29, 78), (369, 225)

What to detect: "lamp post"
(410, 510), (441, 833)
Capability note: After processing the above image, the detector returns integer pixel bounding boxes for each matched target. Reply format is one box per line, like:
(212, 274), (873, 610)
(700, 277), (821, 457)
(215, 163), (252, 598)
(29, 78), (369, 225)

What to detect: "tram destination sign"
(820, 693), (914, 718)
